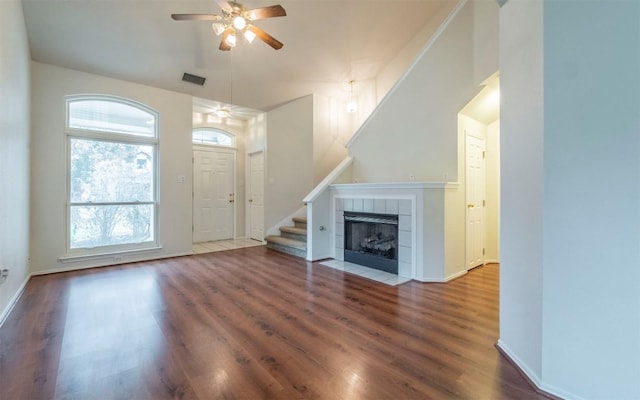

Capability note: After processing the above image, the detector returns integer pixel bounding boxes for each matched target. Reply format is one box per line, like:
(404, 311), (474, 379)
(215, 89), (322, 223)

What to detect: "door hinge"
(483, 248), (486, 255)
(482, 151), (486, 159)
(483, 199), (485, 207)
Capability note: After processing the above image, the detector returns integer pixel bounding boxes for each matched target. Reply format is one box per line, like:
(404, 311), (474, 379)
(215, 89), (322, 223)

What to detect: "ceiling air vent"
(182, 72), (206, 86)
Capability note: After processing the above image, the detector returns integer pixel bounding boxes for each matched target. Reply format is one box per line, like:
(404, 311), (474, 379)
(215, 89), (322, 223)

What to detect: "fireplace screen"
(344, 211), (399, 274)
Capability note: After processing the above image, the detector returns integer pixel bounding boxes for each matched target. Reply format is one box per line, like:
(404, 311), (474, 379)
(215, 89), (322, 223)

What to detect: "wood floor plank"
(0, 246), (549, 399)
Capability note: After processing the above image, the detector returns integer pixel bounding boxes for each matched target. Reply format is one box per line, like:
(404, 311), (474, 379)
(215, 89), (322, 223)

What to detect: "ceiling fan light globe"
(212, 22), (226, 36)
(225, 33), (237, 47)
(346, 100), (358, 113)
(233, 16), (247, 30)
(244, 29), (256, 43)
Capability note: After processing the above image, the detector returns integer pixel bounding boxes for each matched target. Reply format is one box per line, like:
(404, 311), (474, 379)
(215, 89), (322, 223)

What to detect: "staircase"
(265, 217), (307, 259)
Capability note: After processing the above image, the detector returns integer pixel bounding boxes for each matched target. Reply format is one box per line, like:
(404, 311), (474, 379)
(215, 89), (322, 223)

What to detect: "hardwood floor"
(0, 247), (547, 399)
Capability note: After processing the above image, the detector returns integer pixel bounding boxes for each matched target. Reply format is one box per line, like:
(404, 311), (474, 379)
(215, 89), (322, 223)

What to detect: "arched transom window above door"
(192, 127), (235, 147)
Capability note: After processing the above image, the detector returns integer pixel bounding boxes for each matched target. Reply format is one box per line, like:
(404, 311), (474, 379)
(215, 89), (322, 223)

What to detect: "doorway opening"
(191, 126), (239, 248)
(459, 72), (501, 270)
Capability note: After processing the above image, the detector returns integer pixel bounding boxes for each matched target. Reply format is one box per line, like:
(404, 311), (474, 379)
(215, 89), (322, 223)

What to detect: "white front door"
(466, 133), (486, 270)
(248, 151), (264, 241)
(193, 149), (235, 243)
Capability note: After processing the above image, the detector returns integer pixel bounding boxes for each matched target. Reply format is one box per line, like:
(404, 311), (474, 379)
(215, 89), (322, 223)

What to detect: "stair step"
(265, 235), (307, 259)
(265, 235), (306, 249)
(292, 216), (307, 229)
(279, 226), (307, 242)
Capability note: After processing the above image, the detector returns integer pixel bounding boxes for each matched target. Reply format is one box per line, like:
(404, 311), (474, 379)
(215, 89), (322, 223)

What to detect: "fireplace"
(344, 211), (399, 274)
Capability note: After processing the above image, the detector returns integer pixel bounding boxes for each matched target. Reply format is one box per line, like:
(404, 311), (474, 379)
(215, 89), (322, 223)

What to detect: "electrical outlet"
(0, 268), (9, 284)
(409, 174), (415, 181)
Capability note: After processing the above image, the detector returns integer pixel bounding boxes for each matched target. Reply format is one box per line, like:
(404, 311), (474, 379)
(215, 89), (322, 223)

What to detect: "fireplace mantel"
(330, 182), (458, 191)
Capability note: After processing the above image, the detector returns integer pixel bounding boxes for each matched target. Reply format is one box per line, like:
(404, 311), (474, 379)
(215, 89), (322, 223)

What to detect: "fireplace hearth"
(344, 211), (399, 274)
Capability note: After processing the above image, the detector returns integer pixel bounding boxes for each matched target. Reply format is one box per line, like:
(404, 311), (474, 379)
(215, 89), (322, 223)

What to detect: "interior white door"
(193, 149), (235, 243)
(466, 133), (486, 270)
(248, 151), (264, 241)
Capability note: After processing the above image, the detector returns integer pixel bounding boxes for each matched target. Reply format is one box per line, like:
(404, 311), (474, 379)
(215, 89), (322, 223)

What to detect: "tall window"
(66, 96), (159, 255)
(192, 127), (234, 146)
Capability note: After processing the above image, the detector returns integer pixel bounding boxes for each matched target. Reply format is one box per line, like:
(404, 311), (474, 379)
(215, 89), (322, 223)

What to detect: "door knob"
(249, 199), (253, 203)
(467, 204), (474, 208)
(229, 199), (235, 203)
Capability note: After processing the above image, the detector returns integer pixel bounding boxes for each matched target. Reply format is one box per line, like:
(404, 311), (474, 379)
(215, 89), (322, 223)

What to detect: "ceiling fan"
(171, 0), (286, 51)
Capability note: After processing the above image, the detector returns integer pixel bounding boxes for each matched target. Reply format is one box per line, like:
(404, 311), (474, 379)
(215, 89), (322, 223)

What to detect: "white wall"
(541, 1), (640, 398)
(443, 186), (465, 278)
(312, 95), (349, 185)
(500, 1), (640, 398)
(30, 62), (194, 274)
(348, 1), (479, 183)
(473, 0), (499, 86)
(376, 0), (459, 103)
(265, 95), (314, 231)
(0, 0), (31, 321)
(246, 113), (267, 154)
(498, 0), (544, 384)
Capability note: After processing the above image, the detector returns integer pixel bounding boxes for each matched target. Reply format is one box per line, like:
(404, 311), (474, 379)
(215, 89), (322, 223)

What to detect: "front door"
(248, 151), (264, 241)
(193, 149), (235, 242)
(466, 133), (486, 270)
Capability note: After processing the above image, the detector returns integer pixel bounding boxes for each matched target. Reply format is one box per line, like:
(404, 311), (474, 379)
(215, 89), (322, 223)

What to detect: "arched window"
(66, 95), (159, 255)
(193, 127), (235, 147)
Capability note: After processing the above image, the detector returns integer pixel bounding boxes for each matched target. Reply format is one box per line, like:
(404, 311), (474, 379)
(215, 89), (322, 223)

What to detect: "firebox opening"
(344, 211), (399, 274)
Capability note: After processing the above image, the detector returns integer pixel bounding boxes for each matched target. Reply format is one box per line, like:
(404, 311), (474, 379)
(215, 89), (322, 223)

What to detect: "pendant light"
(346, 80), (358, 113)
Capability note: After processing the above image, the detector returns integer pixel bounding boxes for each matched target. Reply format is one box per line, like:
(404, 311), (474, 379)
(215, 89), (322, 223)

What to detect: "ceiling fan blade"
(245, 5), (286, 20)
(247, 25), (283, 50)
(171, 14), (222, 21)
(219, 28), (233, 51)
(215, 0), (232, 10)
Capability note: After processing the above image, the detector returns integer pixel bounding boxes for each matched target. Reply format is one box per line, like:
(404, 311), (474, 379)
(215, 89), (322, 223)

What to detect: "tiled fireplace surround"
(324, 182), (461, 282)
(334, 197), (414, 278)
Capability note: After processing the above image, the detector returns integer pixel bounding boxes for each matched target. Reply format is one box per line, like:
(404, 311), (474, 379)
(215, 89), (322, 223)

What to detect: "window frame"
(64, 95), (160, 258)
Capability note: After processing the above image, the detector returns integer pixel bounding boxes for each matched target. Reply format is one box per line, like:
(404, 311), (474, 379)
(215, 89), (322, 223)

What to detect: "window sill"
(59, 246), (163, 264)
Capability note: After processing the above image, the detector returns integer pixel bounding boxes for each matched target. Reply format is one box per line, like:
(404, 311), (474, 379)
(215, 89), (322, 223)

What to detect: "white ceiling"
(22, 0), (450, 118)
(460, 72), (500, 125)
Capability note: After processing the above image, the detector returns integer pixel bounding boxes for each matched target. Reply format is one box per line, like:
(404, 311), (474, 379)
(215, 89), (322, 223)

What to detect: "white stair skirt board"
(319, 260), (411, 287)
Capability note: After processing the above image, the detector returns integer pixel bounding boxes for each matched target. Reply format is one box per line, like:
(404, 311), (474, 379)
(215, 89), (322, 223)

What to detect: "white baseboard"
(0, 274), (31, 328)
(32, 251), (194, 276)
(495, 340), (543, 387)
(485, 258), (500, 264)
(445, 269), (468, 281)
(307, 253), (332, 262)
(496, 340), (583, 400)
(415, 269), (468, 283)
